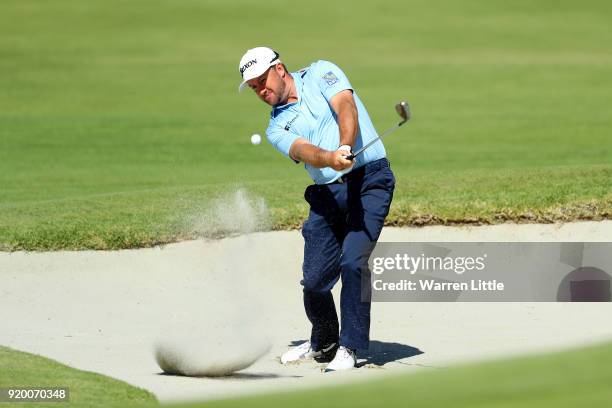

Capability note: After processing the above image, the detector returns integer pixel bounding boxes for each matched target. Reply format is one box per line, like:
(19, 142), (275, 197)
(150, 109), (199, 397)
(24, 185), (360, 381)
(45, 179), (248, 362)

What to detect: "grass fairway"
(173, 340), (612, 408)
(0, 346), (157, 408)
(1, 0), (611, 249)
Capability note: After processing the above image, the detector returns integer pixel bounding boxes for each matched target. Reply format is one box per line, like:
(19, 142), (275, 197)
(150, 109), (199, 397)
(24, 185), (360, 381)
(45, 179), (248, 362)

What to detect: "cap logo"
(240, 59), (257, 76)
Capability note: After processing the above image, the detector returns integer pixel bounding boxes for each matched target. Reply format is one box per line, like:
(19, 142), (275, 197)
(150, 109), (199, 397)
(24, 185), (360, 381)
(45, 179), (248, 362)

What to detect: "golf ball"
(250, 134), (261, 145)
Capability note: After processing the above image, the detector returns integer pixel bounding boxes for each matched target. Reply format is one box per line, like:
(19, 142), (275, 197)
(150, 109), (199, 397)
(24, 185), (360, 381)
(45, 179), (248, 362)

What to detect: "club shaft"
(346, 122), (402, 160)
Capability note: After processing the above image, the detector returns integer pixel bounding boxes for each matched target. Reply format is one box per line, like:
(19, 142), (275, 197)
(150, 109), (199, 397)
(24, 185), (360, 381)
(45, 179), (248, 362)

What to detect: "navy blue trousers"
(301, 158), (395, 351)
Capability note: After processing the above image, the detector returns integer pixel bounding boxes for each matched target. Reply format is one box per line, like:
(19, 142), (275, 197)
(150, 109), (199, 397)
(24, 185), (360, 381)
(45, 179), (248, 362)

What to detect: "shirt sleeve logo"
(322, 71), (339, 86)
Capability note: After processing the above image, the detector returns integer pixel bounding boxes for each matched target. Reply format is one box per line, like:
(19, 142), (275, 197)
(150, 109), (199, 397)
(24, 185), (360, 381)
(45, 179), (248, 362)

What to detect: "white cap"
(238, 47), (281, 92)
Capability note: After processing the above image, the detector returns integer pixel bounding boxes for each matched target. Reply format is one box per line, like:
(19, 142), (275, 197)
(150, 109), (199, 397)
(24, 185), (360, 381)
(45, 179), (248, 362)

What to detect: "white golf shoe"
(280, 341), (337, 364)
(324, 346), (356, 372)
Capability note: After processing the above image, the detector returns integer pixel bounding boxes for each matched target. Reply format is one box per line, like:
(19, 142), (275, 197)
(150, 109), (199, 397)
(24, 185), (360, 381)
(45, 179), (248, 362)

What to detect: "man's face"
(246, 64), (286, 106)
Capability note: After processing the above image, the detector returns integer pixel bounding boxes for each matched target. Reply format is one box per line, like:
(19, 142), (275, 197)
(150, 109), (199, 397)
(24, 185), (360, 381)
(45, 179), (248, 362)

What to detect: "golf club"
(345, 101), (411, 160)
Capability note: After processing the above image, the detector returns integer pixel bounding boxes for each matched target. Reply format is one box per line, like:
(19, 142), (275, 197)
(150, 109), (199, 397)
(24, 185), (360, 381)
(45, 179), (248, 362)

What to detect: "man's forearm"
(330, 90), (359, 149)
(337, 101), (358, 148)
(290, 143), (331, 168)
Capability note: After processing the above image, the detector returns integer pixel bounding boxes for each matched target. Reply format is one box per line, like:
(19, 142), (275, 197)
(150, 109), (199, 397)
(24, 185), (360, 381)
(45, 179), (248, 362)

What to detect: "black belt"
(329, 158), (390, 184)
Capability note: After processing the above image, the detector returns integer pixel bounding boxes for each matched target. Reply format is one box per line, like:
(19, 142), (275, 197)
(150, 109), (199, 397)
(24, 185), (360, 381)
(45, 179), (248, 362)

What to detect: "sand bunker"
(1, 221), (611, 402)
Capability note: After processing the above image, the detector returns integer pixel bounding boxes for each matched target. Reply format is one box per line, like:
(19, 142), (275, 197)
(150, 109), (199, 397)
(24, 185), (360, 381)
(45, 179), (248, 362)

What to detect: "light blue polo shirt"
(265, 60), (386, 184)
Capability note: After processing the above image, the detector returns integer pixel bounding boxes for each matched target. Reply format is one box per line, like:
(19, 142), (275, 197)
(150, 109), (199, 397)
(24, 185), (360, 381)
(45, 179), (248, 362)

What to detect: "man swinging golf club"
(238, 47), (396, 371)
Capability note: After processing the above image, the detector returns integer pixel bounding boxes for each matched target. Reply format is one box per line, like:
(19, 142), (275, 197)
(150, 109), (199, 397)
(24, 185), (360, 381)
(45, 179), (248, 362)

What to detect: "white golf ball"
(250, 133), (262, 145)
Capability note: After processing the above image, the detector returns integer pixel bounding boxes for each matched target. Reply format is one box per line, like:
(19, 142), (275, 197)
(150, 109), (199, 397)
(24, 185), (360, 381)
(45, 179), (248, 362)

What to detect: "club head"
(395, 101), (411, 125)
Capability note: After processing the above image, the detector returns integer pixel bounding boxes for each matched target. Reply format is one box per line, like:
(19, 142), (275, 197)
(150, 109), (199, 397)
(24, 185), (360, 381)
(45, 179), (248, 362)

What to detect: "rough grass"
(0, 346), (157, 408)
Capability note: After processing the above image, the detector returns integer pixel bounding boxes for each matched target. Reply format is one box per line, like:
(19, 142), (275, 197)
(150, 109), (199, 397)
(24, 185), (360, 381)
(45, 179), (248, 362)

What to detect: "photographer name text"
(372, 279), (504, 292)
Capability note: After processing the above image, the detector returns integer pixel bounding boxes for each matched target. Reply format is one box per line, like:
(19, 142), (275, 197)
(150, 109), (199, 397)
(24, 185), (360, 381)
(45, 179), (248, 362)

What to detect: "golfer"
(238, 47), (395, 371)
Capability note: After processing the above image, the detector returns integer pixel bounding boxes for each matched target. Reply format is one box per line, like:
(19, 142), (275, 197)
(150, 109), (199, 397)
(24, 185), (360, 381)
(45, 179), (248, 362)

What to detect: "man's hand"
(328, 148), (354, 171)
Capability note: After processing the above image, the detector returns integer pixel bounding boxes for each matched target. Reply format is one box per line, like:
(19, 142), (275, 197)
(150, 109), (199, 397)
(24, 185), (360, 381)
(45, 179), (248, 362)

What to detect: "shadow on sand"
(158, 372), (302, 380)
(358, 340), (424, 367)
(288, 339), (423, 367)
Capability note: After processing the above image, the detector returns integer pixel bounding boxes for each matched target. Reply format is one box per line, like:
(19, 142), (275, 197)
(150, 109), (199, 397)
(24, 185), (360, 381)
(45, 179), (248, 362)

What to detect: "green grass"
(172, 340), (612, 408)
(0, 346), (157, 408)
(1, 0), (611, 250)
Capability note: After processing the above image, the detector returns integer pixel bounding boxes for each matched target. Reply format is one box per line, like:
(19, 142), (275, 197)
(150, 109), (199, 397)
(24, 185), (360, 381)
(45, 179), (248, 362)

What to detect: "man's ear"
(276, 64), (285, 77)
